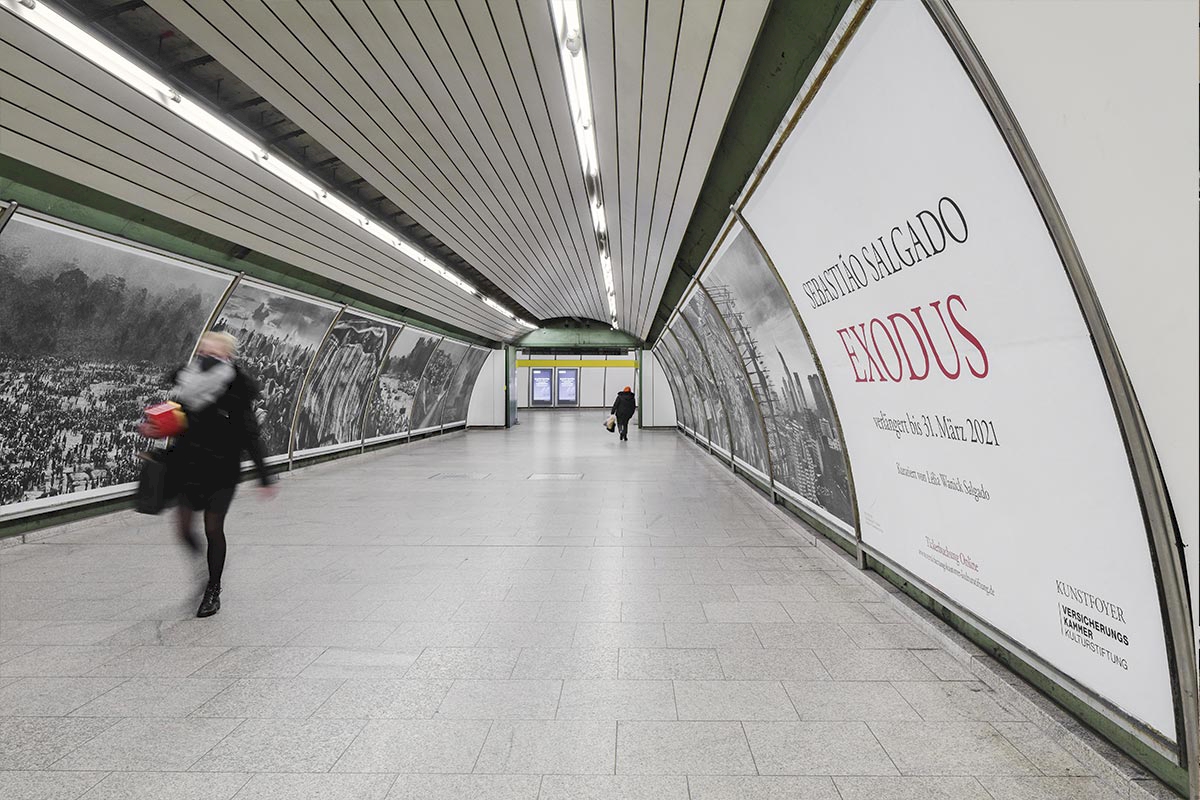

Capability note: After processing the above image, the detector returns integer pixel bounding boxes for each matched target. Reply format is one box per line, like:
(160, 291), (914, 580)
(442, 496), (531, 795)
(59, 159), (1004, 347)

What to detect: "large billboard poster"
(702, 227), (854, 528)
(668, 321), (731, 453)
(651, 343), (692, 431)
(0, 213), (230, 512)
(659, 332), (699, 435)
(411, 339), (468, 431)
(293, 313), (399, 452)
(363, 329), (440, 440)
(743, 0), (1175, 740)
(682, 288), (771, 477)
(441, 347), (491, 425)
(659, 330), (700, 435)
(211, 281), (338, 456)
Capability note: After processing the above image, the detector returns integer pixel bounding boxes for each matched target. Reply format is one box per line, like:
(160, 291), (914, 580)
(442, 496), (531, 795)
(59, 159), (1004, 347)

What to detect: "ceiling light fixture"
(549, 0), (617, 330)
(1, 0), (538, 331)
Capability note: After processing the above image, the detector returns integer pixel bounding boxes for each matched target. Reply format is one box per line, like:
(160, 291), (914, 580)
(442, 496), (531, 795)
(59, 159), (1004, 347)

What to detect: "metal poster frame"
(529, 366), (554, 408)
(660, 328), (705, 447)
(653, 0), (1194, 784)
(0, 205), (481, 524)
(675, 300), (735, 467)
(286, 305), (345, 468)
(554, 366), (580, 408)
(0, 200), (18, 235)
(696, 281), (778, 496)
(732, 211), (862, 555)
(357, 323), (406, 453)
(406, 334), (446, 441)
(920, 0), (1195, 780)
(288, 308), (406, 460)
(438, 344), (486, 431)
(0, 206), (242, 521)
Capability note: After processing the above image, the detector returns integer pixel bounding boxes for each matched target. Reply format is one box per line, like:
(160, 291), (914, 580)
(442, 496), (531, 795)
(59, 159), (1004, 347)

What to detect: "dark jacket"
(169, 363), (272, 492)
(611, 390), (637, 421)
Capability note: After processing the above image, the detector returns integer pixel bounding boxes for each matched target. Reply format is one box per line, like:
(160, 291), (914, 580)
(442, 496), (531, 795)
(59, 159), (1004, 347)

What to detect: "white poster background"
(742, 0), (1175, 739)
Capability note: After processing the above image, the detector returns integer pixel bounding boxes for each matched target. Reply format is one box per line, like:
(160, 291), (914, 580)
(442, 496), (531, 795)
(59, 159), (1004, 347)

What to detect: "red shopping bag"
(140, 401), (187, 438)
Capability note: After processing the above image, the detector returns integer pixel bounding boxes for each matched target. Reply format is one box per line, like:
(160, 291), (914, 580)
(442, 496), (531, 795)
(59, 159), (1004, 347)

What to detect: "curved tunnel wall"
(0, 206), (496, 524)
(652, 0), (1195, 790)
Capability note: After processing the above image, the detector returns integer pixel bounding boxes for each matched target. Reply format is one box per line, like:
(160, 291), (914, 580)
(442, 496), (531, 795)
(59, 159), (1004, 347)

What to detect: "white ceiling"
(1, 9), (527, 341)
(144, 0), (769, 338)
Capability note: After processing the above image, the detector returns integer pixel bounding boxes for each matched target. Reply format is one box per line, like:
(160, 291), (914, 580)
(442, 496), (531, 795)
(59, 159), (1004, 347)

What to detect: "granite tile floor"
(0, 411), (1150, 798)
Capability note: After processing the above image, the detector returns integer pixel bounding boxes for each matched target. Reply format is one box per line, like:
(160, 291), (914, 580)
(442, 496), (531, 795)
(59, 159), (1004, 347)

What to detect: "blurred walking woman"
(169, 331), (274, 617)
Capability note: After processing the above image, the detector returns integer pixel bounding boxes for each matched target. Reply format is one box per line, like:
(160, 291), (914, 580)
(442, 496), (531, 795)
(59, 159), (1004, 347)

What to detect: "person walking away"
(611, 386), (637, 441)
(168, 331), (275, 617)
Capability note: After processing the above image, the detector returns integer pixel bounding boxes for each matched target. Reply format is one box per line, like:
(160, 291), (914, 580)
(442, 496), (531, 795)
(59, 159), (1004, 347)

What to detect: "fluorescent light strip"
(2, 0), (537, 332)
(550, 0), (617, 329)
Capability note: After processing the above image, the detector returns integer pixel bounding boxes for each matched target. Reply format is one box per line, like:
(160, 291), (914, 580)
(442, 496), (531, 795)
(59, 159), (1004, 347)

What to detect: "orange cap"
(623, 386), (631, 392)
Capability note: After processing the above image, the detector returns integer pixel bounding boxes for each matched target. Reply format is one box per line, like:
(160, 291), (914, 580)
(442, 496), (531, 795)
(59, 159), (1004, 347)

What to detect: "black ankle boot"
(197, 584), (221, 618)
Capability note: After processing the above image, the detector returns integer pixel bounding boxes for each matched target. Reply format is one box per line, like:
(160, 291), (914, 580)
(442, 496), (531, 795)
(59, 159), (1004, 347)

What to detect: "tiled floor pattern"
(0, 411), (1141, 798)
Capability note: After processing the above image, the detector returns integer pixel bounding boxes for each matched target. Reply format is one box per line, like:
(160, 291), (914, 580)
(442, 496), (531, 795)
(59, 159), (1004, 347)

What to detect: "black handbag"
(135, 450), (173, 515)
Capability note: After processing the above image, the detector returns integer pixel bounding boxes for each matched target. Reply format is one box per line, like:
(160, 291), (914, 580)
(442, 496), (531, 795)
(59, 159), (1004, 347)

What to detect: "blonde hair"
(199, 330), (237, 357)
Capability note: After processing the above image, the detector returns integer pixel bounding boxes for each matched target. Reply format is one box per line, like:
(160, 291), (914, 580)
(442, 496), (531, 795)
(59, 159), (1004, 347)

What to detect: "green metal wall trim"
(516, 327), (642, 349)
(865, 555), (1188, 797)
(0, 155), (498, 348)
(646, 0), (854, 345)
(0, 426), (462, 541)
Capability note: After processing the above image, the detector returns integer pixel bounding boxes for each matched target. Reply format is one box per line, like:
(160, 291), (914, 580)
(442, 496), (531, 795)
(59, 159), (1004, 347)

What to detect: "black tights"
(176, 504), (228, 588)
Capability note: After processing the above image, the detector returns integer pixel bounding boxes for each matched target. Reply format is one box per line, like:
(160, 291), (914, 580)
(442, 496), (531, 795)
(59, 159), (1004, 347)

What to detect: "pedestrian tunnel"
(0, 0), (1195, 796)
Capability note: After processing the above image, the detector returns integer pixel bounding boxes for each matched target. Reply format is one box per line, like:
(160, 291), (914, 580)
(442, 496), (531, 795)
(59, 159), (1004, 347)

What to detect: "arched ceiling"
(143, 0), (768, 337)
(3, 0), (853, 344)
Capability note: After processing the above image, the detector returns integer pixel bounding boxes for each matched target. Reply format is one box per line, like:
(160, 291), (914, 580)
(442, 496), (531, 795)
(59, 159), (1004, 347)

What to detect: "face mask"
(198, 354), (221, 371)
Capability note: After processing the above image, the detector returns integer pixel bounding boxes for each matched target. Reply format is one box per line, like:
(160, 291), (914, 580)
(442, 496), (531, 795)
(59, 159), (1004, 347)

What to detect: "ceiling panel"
(0, 20), (523, 340)
(5, 0), (768, 340)
(143, 0), (767, 337)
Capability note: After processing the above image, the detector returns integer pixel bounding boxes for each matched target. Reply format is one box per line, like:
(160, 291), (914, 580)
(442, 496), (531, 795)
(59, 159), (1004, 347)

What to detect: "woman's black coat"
(168, 363), (272, 495)
(611, 390), (637, 422)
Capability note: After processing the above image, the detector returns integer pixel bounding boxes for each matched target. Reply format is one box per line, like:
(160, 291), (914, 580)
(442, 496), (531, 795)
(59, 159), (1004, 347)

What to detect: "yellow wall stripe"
(517, 359), (639, 368)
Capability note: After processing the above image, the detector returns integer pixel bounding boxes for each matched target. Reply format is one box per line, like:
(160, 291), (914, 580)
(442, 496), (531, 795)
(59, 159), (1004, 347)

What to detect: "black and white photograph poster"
(649, 345), (689, 428)
(667, 320), (731, 454)
(743, 0), (1174, 737)
(410, 339), (469, 432)
(656, 332), (698, 434)
(363, 329), (441, 440)
(292, 312), (399, 452)
(702, 225), (855, 528)
(683, 289), (772, 476)
(0, 213), (231, 512)
(440, 347), (491, 426)
(211, 281), (338, 456)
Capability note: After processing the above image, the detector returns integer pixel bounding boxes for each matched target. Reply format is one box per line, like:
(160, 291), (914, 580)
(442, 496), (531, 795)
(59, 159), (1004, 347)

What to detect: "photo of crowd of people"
(292, 314), (398, 452)
(410, 339), (468, 431)
(211, 282), (338, 456)
(440, 347), (491, 426)
(363, 330), (441, 440)
(0, 210), (497, 515)
(0, 213), (230, 509)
